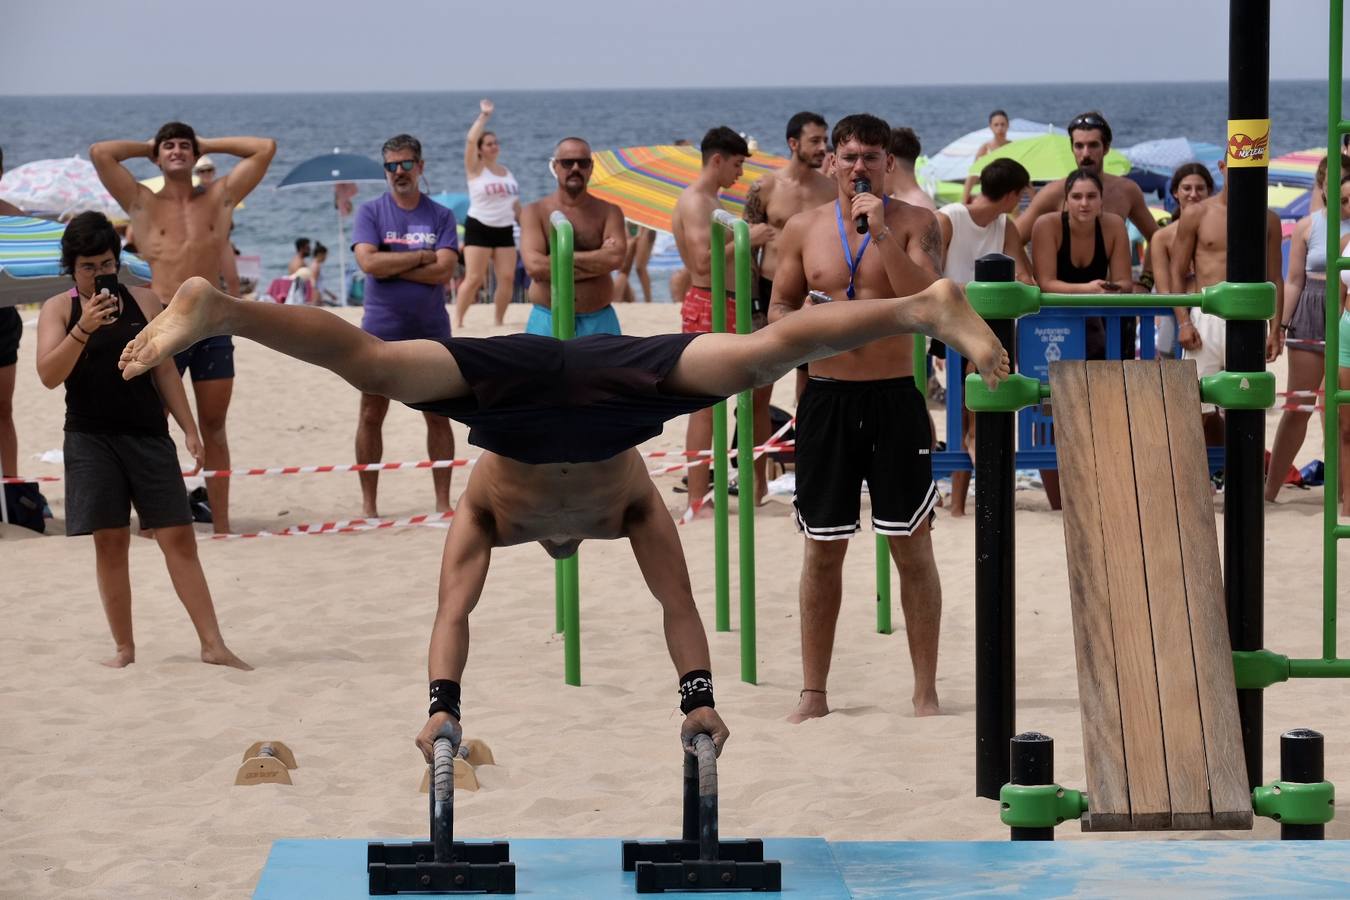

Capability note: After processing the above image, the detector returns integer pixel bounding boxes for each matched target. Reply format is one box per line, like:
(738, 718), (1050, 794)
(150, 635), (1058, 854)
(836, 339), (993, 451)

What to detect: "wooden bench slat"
(1049, 361), (1130, 830)
(1122, 362), (1212, 828)
(1083, 362), (1171, 830)
(1160, 361), (1253, 830)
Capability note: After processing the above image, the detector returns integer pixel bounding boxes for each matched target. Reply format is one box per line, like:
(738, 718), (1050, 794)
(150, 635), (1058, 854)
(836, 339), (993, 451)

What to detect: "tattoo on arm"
(919, 220), (943, 271)
(743, 183), (767, 224)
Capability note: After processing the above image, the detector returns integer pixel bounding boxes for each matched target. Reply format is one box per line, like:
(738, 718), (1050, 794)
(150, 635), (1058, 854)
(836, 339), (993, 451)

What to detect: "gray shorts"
(63, 431), (192, 535)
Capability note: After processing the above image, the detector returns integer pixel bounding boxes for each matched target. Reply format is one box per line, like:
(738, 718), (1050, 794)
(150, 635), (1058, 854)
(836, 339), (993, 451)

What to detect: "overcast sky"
(4, 0), (1340, 95)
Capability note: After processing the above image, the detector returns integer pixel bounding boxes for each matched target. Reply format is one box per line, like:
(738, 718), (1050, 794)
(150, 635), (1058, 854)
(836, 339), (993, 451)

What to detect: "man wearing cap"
(91, 122), (275, 535)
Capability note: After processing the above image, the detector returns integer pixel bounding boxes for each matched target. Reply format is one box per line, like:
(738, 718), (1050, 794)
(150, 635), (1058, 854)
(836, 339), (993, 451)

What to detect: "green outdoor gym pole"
(1325, 0), (1344, 664)
(549, 210), (581, 687)
(722, 210), (759, 685)
(709, 217), (732, 633)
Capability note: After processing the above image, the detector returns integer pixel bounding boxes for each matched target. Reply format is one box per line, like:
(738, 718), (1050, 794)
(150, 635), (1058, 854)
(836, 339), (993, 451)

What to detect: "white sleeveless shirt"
(939, 202), (1006, 285)
(467, 166), (519, 228)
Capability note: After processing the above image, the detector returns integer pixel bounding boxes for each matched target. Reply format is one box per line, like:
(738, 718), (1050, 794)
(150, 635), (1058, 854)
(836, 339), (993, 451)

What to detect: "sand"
(3, 300), (1347, 898)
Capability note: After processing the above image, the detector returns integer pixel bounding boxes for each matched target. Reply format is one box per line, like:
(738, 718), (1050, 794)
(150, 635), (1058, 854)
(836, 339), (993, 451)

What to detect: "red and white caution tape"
(209, 509), (454, 540)
(196, 458), (473, 478)
(649, 417), (797, 477)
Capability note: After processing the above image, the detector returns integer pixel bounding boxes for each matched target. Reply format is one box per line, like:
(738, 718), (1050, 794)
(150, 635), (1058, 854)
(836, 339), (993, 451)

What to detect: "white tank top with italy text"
(467, 166), (519, 228)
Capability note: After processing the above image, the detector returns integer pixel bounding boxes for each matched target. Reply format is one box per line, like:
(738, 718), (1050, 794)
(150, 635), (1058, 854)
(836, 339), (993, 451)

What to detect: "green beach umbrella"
(968, 133), (1130, 181)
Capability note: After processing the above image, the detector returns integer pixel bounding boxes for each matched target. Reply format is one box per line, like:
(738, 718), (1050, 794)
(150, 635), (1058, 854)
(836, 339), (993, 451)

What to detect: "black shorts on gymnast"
(408, 332), (721, 465)
(792, 375), (938, 539)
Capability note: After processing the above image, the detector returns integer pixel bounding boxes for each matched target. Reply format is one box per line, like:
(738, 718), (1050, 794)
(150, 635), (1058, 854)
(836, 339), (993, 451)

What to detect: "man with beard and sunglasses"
(350, 133), (460, 519)
(768, 113), (947, 722)
(519, 137), (627, 337)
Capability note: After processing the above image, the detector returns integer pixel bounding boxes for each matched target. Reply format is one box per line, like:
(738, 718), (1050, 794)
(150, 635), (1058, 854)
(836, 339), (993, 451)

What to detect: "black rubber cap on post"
(974, 253), (1015, 282)
(1280, 728), (1325, 841)
(1009, 732), (1055, 842)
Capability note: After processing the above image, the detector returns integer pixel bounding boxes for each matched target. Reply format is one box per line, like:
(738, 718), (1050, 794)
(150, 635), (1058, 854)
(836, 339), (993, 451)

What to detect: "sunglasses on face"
(554, 158), (593, 170)
(383, 160), (418, 173)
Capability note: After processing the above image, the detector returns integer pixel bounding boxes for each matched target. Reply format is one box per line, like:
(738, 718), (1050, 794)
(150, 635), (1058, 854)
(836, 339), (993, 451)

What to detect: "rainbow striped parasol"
(588, 145), (788, 234)
(1268, 147), (1325, 189)
(0, 215), (151, 307)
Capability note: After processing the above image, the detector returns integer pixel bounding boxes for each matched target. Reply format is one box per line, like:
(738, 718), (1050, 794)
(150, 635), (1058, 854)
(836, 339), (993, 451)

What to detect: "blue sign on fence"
(1018, 313), (1085, 382)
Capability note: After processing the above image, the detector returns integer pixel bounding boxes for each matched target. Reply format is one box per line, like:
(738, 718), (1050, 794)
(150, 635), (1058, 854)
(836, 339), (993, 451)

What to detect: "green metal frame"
(1252, 780), (1336, 826)
(549, 211), (581, 687)
(710, 210), (759, 684)
(998, 783), (1089, 829)
(1324, 0), (1346, 673)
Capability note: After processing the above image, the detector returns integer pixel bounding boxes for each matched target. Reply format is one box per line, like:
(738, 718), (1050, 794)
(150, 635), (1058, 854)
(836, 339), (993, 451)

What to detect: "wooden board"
(1122, 362), (1211, 828)
(1048, 361), (1129, 829)
(1083, 362), (1170, 830)
(1160, 361), (1253, 829)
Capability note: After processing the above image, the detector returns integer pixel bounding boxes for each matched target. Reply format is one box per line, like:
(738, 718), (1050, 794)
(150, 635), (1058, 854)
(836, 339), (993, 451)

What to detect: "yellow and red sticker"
(1227, 119), (1271, 168)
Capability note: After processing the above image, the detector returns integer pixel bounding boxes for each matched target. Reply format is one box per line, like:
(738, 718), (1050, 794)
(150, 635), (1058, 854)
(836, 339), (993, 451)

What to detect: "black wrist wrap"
(429, 679), (461, 720)
(679, 669), (714, 714)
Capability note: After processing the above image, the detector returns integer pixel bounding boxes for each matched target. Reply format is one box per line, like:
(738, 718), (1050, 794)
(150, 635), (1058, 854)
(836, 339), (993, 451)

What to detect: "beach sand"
(3, 300), (1348, 898)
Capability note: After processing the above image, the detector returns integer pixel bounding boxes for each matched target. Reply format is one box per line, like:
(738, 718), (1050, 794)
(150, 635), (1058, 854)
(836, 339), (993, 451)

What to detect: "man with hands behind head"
(91, 122), (275, 535)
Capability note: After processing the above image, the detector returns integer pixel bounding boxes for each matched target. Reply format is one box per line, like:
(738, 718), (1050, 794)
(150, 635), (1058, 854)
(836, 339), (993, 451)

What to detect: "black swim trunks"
(793, 376), (937, 539)
(409, 332), (721, 465)
(0, 307), (21, 368)
(175, 334), (235, 382)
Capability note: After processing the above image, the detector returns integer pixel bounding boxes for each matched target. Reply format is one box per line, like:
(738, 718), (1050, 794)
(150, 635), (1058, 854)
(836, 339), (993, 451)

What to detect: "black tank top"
(64, 286), (169, 436)
(1055, 212), (1109, 284)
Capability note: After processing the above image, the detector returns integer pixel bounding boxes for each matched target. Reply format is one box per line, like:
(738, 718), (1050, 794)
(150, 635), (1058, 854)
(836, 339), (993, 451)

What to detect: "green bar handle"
(549, 212), (580, 684)
(964, 372), (1049, 413)
(710, 218), (731, 634)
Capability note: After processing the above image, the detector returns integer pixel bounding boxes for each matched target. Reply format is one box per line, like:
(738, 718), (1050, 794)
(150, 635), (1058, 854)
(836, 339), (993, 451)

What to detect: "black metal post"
(1227, 0), (1269, 790)
(1280, 729), (1326, 840)
(682, 751), (698, 842)
(1010, 732), (1056, 841)
(975, 253), (1017, 800)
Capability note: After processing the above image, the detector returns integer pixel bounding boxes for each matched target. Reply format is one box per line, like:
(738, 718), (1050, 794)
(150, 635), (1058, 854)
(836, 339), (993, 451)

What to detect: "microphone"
(853, 177), (872, 234)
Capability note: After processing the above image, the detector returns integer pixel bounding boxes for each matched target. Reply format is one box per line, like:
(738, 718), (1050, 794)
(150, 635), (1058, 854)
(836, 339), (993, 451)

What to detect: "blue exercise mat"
(255, 837), (1350, 898)
(255, 837), (842, 899)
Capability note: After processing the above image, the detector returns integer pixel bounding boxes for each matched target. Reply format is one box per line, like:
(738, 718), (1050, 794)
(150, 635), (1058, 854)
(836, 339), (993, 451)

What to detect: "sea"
(0, 81), (1340, 300)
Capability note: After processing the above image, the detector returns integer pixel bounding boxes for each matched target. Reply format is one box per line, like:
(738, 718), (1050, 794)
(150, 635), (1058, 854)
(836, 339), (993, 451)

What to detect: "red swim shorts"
(680, 286), (738, 334)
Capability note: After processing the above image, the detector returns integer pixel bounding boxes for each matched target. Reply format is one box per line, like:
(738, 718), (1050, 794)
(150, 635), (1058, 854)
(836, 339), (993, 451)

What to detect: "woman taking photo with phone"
(34, 211), (249, 670)
(455, 98), (520, 329)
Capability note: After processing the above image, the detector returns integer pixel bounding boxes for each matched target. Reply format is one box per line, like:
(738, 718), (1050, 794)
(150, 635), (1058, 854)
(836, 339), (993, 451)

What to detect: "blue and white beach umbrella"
(277, 150), (388, 305)
(0, 215), (151, 308)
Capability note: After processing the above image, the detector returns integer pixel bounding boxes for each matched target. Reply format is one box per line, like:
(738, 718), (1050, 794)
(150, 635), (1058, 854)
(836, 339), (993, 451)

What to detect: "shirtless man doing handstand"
(120, 275), (1008, 761)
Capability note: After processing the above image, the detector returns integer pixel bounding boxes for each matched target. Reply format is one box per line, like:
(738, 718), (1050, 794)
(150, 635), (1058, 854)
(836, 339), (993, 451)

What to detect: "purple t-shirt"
(352, 192), (459, 341)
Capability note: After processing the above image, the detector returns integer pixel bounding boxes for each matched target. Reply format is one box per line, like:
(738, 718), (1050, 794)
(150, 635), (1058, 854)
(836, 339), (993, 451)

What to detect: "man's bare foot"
(679, 502), (715, 524)
(913, 691), (941, 717)
(786, 689), (829, 723)
(119, 276), (228, 379)
(100, 647), (135, 668)
(915, 279), (1010, 390)
(362, 504), (379, 518)
(202, 644), (253, 670)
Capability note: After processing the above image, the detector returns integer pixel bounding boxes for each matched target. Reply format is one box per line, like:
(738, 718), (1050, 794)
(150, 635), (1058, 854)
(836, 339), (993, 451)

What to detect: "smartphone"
(94, 273), (121, 321)
(807, 290), (834, 304)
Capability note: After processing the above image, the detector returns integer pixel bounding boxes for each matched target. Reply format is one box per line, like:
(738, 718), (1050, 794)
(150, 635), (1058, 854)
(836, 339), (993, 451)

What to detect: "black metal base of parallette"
(633, 857), (781, 893)
(367, 841), (515, 894)
(621, 838), (766, 870)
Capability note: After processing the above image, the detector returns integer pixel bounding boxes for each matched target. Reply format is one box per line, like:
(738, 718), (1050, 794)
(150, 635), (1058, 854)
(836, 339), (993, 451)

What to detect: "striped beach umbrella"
(1268, 147), (1325, 189)
(588, 145), (788, 234)
(0, 156), (127, 222)
(0, 215), (151, 308)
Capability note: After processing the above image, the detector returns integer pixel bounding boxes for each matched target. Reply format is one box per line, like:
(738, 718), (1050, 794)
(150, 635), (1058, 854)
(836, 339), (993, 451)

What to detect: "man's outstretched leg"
(666, 280), (1008, 398)
(121, 277), (470, 405)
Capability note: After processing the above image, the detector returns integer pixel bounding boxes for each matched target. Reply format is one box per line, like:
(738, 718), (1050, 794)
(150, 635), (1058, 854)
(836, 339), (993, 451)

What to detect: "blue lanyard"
(834, 199), (885, 299)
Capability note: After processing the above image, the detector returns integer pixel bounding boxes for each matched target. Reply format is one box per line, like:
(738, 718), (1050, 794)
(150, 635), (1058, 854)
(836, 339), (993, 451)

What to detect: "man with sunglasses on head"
(351, 134), (460, 519)
(91, 123), (275, 536)
(769, 114), (947, 723)
(519, 137), (627, 337)
(1013, 111), (1157, 245)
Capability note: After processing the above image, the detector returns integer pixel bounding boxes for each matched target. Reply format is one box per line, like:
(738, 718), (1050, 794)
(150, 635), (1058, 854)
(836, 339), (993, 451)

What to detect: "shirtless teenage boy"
(671, 127), (773, 519)
(520, 137), (627, 337)
(120, 273), (1009, 764)
(91, 123), (276, 535)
